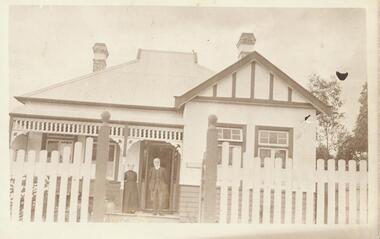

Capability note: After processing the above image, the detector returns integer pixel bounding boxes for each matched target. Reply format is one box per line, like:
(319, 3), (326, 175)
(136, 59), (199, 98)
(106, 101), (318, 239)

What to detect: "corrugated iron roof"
(18, 49), (215, 108)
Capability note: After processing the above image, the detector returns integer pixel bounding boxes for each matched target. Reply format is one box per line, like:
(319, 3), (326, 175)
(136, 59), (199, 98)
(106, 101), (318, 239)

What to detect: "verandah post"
(92, 111), (111, 222)
(200, 114), (218, 223)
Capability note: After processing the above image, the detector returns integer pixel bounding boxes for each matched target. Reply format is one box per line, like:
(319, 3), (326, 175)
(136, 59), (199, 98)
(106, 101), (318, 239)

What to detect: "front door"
(138, 141), (180, 213)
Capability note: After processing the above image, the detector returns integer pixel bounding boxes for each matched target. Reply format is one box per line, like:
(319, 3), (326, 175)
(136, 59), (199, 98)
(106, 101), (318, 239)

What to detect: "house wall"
(292, 90), (308, 103)
(273, 75), (289, 101)
(217, 74), (232, 97)
(198, 87), (213, 97)
(254, 63), (271, 99)
(181, 101), (317, 186)
(198, 61), (304, 103)
(178, 185), (200, 222)
(235, 64), (251, 98)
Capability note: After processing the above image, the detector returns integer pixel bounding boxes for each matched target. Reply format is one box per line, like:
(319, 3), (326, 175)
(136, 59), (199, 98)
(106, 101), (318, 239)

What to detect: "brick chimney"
(92, 43), (109, 72)
(236, 32), (256, 59)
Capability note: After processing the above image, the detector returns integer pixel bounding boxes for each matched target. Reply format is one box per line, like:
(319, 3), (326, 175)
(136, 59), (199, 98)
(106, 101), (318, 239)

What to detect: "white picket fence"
(217, 142), (368, 225)
(10, 137), (94, 222)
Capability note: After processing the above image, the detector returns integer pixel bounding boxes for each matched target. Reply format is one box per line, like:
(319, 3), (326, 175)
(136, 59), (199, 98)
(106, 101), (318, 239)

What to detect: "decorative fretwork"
(12, 117), (183, 143)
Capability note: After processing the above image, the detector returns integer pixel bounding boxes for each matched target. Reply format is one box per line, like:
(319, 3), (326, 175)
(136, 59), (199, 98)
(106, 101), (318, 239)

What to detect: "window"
(217, 127), (243, 142)
(44, 134), (75, 161)
(258, 131), (288, 146)
(255, 126), (293, 168)
(91, 141), (118, 180)
(216, 126), (244, 166)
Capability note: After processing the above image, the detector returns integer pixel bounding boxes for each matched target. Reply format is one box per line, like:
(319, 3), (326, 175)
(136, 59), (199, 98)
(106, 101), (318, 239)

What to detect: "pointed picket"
(359, 160), (367, 224)
(34, 150), (47, 222)
(230, 147), (241, 223)
(327, 159), (336, 224)
(273, 157), (282, 224)
(80, 137), (93, 222)
(219, 142), (229, 223)
(69, 142), (82, 222)
(46, 151), (59, 222)
(348, 160), (357, 224)
(305, 190), (314, 224)
(241, 153), (252, 223)
(57, 147), (71, 222)
(251, 157), (261, 224)
(284, 158), (293, 224)
(316, 159), (325, 224)
(11, 150), (25, 222)
(337, 159), (347, 224)
(23, 151), (36, 222)
(262, 156), (274, 224)
(294, 183), (303, 224)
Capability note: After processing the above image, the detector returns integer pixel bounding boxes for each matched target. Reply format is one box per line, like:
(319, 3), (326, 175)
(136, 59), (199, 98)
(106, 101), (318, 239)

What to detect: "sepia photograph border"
(0, 0), (378, 239)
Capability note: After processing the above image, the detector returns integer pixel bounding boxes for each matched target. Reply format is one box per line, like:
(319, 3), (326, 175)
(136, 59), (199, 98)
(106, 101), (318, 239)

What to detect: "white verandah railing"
(10, 138), (94, 222)
(12, 117), (184, 142)
(217, 142), (368, 225)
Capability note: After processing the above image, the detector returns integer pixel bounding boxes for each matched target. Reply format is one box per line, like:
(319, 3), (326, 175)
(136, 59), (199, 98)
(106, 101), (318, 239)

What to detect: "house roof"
(175, 51), (331, 114)
(16, 49), (215, 109)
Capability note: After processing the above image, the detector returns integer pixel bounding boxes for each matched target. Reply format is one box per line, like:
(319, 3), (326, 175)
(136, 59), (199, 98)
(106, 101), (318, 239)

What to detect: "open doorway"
(137, 140), (180, 214)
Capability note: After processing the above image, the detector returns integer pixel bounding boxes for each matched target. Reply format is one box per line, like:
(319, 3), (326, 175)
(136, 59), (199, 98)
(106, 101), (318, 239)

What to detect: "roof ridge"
(21, 59), (138, 98)
(139, 48), (195, 56)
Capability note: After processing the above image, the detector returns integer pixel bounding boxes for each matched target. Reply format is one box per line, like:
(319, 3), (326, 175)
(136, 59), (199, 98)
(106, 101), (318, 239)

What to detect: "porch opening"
(124, 140), (181, 214)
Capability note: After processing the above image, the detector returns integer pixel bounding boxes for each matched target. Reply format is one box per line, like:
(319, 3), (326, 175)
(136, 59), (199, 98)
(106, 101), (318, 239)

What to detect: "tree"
(352, 83), (368, 154)
(308, 74), (346, 157)
(335, 82), (367, 161)
(316, 143), (332, 160)
(336, 133), (356, 160)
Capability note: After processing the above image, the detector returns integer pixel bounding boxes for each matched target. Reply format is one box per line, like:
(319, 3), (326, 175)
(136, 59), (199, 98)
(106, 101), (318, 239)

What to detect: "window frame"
(254, 125), (293, 159)
(43, 134), (76, 161)
(258, 130), (289, 147)
(257, 147), (289, 168)
(216, 123), (246, 166)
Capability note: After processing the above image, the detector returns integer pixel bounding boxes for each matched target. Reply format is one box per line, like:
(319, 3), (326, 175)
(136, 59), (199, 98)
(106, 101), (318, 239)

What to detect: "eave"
(15, 96), (179, 112)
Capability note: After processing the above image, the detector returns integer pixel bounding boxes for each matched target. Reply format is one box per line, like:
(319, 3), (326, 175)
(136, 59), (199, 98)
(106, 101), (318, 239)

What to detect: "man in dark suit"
(148, 157), (168, 215)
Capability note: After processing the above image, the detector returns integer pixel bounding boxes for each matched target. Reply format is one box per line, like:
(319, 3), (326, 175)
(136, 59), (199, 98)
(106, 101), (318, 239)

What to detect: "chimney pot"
(92, 43), (109, 72)
(236, 32), (256, 59)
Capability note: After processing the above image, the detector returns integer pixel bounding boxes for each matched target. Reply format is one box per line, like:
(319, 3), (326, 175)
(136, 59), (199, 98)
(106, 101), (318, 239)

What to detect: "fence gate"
(10, 137), (94, 222)
(217, 142), (368, 225)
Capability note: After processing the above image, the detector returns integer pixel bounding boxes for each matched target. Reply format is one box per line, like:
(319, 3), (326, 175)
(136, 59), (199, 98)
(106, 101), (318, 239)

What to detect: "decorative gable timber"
(174, 51), (331, 115)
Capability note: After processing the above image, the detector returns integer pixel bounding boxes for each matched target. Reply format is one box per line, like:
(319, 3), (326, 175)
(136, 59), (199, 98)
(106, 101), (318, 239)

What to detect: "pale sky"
(9, 6), (367, 130)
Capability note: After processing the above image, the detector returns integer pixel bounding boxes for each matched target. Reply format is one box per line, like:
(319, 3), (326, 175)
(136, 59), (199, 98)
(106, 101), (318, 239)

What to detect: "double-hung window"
(216, 126), (245, 166)
(255, 126), (293, 168)
(44, 134), (75, 162)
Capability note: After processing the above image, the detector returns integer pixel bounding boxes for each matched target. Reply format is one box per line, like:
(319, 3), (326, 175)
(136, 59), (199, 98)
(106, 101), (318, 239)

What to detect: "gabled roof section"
(175, 51), (331, 115)
(16, 49), (215, 109)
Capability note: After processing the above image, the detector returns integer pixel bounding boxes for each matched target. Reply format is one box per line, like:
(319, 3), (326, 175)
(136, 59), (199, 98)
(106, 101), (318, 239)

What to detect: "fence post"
(200, 114), (218, 223)
(92, 111), (111, 222)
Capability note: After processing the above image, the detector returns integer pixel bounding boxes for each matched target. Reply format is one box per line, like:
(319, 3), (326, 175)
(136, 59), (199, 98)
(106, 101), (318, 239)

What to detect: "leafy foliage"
(336, 83), (368, 161)
(308, 74), (346, 157)
(353, 83), (368, 153)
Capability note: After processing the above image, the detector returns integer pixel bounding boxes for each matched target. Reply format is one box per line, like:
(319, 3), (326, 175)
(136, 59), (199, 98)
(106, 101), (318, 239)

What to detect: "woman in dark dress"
(122, 164), (139, 214)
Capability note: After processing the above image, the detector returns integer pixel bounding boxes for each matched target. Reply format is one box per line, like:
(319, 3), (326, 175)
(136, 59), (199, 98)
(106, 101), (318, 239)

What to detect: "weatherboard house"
(10, 33), (330, 222)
